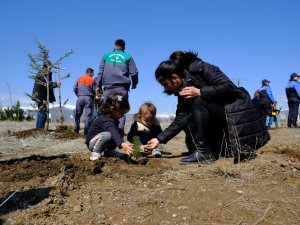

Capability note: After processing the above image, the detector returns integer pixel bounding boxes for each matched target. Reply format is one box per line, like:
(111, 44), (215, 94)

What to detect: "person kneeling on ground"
(127, 102), (163, 157)
(145, 51), (270, 164)
(85, 93), (133, 161)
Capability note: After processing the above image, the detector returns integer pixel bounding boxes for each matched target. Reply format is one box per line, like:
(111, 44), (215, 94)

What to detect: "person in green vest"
(95, 39), (138, 137)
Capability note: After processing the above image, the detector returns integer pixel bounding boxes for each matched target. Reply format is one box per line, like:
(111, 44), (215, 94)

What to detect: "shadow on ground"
(0, 187), (53, 217)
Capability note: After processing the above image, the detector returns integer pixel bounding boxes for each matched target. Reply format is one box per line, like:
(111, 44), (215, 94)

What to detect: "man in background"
(285, 73), (300, 128)
(32, 61), (60, 128)
(258, 79), (276, 116)
(95, 39), (138, 135)
(73, 68), (95, 135)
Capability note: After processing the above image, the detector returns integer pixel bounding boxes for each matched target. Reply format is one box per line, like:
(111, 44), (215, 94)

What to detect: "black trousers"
(288, 101), (300, 126)
(184, 97), (227, 157)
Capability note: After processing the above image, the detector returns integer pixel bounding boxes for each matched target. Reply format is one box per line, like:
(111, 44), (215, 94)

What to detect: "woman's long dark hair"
(100, 93), (130, 115)
(155, 51), (198, 83)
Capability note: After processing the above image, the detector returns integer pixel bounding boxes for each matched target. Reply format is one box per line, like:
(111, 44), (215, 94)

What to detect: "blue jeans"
(268, 116), (278, 128)
(36, 106), (47, 128)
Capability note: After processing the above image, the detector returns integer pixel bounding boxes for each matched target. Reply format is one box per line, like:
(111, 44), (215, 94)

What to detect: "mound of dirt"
(52, 129), (82, 140)
(0, 154), (104, 187)
(11, 128), (82, 140)
(11, 128), (49, 139)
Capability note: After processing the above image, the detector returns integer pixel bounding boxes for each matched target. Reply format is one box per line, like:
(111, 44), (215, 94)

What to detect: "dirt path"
(0, 122), (299, 224)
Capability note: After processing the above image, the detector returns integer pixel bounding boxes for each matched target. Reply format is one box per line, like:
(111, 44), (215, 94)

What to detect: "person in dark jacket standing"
(257, 79), (276, 115)
(73, 68), (96, 135)
(285, 73), (300, 128)
(32, 62), (60, 128)
(145, 51), (269, 164)
(95, 39), (138, 136)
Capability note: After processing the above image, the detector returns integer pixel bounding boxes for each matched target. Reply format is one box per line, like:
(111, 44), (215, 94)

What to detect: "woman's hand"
(140, 144), (151, 152)
(121, 142), (133, 155)
(144, 138), (160, 150)
(179, 86), (201, 99)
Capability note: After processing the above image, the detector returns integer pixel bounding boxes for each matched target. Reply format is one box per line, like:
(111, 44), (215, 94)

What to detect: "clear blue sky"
(0, 0), (299, 114)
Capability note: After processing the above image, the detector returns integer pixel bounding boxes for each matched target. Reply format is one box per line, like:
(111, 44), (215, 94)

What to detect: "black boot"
(181, 98), (216, 165)
(180, 148), (215, 164)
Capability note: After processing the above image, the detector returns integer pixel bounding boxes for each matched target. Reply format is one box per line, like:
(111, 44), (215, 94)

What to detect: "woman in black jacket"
(146, 51), (269, 164)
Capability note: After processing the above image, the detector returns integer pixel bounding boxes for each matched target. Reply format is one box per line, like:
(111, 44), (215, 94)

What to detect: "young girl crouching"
(85, 93), (133, 161)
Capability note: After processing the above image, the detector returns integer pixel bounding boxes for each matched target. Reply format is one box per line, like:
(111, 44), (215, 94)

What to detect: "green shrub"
(0, 101), (30, 121)
(0, 109), (5, 121)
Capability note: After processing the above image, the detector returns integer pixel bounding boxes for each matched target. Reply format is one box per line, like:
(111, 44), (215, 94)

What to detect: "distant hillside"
(24, 106), (298, 126)
(25, 106), (75, 123)
(24, 106), (176, 123)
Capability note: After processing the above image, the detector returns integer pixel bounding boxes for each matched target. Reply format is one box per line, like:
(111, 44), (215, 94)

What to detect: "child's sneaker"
(90, 152), (101, 161)
(151, 149), (162, 158)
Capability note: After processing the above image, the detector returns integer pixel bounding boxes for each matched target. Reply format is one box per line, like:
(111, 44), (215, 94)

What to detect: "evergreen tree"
(26, 36), (74, 130)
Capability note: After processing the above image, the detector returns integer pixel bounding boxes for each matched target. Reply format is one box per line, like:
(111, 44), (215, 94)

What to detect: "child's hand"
(121, 142), (133, 155)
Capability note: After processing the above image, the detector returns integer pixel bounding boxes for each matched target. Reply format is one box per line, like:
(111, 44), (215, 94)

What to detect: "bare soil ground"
(0, 121), (299, 225)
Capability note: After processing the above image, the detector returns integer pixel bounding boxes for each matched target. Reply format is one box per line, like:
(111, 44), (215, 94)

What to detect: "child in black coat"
(127, 102), (162, 157)
(86, 93), (133, 160)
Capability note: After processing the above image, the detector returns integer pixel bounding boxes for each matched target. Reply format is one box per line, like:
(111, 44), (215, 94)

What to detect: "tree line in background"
(0, 101), (34, 121)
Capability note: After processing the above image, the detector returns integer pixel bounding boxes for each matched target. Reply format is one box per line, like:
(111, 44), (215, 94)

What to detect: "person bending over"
(145, 51), (269, 164)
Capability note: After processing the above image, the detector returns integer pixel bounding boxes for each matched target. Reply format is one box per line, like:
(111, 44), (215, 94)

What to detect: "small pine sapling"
(132, 136), (142, 159)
